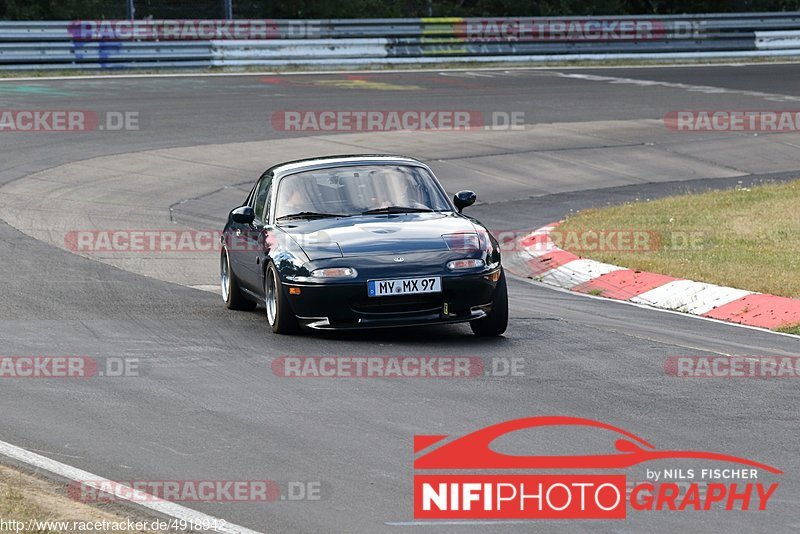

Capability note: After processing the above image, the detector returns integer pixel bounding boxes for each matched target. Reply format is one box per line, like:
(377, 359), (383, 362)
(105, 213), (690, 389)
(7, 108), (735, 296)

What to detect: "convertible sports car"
(220, 155), (507, 336)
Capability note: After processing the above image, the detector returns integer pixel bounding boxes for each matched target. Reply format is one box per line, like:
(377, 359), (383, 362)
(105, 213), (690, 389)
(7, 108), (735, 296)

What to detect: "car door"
(227, 181), (257, 290)
(238, 173), (274, 293)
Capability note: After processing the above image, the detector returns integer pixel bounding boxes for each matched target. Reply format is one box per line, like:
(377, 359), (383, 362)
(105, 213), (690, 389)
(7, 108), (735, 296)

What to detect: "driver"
(367, 169), (410, 210)
(283, 181), (316, 213)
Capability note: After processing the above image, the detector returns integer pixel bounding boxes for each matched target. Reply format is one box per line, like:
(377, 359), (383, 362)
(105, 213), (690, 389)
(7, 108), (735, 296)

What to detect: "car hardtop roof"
(266, 155), (428, 177)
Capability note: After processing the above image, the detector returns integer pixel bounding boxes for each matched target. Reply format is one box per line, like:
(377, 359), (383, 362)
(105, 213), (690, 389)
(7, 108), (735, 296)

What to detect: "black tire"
(221, 248), (257, 311)
(264, 263), (301, 335)
(470, 270), (508, 337)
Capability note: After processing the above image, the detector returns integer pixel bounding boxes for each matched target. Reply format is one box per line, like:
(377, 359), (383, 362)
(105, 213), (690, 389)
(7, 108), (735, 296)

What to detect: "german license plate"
(368, 276), (442, 297)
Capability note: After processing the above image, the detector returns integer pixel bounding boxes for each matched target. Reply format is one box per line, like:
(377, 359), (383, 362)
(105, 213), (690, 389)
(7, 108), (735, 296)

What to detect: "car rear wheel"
(221, 248), (257, 311)
(265, 263), (300, 335)
(470, 270), (508, 337)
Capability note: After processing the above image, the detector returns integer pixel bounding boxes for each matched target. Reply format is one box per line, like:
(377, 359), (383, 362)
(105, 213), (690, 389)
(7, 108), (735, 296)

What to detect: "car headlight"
(310, 267), (358, 279)
(446, 259), (485, 270)
(442, 233), (480, 251)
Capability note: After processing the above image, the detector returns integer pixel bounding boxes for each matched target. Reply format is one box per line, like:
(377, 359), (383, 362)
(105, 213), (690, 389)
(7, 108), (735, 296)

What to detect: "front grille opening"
(350, 294), (443, 315)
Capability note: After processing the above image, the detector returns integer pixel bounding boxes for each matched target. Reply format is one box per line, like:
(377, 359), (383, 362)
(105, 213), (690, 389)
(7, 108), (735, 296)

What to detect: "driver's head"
(286, 188), (308, 206)
(284, 179), (314, 211)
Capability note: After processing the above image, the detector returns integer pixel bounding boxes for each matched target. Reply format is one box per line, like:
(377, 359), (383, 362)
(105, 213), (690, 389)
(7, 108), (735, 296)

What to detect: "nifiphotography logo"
(413, 416), (781, 520)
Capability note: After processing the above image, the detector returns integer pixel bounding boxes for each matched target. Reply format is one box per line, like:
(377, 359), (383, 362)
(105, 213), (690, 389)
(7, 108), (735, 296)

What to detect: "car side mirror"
(453, 190), (477, 213)
(231, 206), (255, 224)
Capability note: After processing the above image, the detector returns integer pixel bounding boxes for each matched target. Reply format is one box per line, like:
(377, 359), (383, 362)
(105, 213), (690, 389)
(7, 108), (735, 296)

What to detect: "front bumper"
(285, 271), (499, 330)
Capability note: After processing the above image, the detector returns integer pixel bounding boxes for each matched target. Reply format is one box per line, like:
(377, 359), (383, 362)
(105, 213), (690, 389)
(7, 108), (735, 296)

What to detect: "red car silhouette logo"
(414, 416), (781, 473)
(413, 417), (781, 520)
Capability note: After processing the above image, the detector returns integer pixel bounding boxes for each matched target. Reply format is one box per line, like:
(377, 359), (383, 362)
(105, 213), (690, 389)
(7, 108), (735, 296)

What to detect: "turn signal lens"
(310, 267), (358, 279)
(288, 287), (302, 295)
(485, 270), (501, 282)
(446, 259), (485, 270)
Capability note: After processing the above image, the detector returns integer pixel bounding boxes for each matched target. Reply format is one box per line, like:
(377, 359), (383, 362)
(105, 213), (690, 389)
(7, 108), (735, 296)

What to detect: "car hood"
(280, 212), (479, 259)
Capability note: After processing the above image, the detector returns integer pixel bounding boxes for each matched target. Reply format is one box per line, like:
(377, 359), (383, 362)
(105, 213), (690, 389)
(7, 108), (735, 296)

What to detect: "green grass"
(776, 324), (800, 335)
(557, 180), (800, 300)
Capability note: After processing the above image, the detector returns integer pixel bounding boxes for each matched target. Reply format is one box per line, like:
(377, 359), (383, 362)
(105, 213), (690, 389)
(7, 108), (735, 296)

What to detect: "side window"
(254, 175), (273, 222)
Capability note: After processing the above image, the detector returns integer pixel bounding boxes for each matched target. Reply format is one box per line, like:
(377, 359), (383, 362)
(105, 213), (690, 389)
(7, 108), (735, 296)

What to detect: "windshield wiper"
(362, 206), (434, 215)
(276, 211), (348, 221)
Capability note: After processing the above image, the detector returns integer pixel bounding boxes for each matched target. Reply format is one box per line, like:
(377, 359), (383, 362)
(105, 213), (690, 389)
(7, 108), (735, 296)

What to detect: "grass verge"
(776, 324), (800, 335)
(0, 464), (159, 533)
(557, 179), (800, 299)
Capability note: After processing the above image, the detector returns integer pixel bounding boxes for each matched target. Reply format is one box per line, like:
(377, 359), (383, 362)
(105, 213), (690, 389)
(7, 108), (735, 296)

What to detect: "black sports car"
(220, 155), (508, 336)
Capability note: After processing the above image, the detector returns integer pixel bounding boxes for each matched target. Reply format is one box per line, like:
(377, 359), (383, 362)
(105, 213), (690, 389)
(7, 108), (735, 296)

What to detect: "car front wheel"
(470, 270), (508, 337)
(265, 263), (300, 335)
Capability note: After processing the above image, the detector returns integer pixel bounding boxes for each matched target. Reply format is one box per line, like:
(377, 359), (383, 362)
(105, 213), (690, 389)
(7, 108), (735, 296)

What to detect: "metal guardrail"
(1, 13), (799, 70)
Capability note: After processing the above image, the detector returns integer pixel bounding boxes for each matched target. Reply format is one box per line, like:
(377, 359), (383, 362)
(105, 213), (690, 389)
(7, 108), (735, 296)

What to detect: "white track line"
(190, 284), (222, 294)
(0, 439), (264, 534)
(1, 60), (800, 82)
(387, 520), (544, 526)
(506, 271), (800, 341)
(558, 71), (800, 102)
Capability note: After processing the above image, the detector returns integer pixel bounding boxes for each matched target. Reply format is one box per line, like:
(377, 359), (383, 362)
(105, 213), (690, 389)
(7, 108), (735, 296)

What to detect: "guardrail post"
(126, 0), (135, 20)
(224, 0), (233, 20)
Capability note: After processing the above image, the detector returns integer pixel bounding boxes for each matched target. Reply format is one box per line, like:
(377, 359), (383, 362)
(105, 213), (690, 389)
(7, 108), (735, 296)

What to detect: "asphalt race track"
(0, 63), (799, 533)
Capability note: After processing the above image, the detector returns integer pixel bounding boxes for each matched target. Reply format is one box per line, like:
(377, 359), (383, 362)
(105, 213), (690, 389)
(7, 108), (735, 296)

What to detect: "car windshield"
(274, 164), (451, 220)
